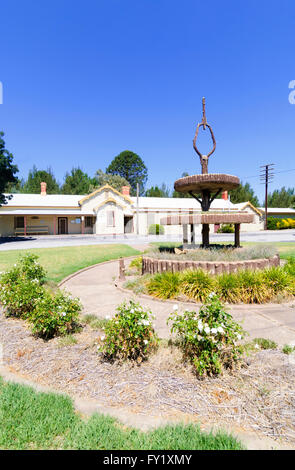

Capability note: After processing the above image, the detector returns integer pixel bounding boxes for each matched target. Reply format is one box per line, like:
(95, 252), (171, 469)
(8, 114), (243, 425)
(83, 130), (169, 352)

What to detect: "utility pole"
(260, 164), (274, 230)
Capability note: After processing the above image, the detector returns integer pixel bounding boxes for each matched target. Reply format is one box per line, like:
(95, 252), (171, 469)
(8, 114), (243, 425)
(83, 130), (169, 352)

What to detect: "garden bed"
(1, 308), (295, 446)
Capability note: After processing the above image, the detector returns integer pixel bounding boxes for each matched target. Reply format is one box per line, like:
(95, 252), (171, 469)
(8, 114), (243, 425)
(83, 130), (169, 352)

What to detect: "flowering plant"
(28, 290), (81, 339)
(98, 300), (158, 362)
(168, 293), (246, 377)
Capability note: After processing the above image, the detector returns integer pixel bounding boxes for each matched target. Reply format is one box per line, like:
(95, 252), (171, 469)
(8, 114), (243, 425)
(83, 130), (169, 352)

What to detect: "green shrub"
(180, 269), (215, 302)
(253, 337), (278, 350)
(28, 290), (81, 339)
(146, 271), (180, 299)
(169, 294), (245, 377)
(98, 300), (159, 362)
(0, 273), (46, 318)
(217, 224), (234, 233)
(282, 344), (295, 354)
(0, 253), (47, 318)
(148, 224), (164, 235)
(267, 217), (280, 230)
(128, 256), (143, 272)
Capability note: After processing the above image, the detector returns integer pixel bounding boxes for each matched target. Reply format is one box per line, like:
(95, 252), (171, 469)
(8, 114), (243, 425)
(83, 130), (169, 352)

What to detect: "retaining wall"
(142, 254), (280, 275)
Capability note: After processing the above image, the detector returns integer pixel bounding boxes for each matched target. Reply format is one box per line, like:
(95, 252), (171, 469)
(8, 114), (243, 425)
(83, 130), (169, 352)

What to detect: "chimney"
(121, 186), (130, 196)
(41, 182), (47, 196)
(221, 191), (228, 200)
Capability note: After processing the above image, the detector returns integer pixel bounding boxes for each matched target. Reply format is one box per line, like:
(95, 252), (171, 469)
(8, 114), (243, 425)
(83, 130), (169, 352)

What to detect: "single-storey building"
(0, 182), (265, 237)
(258, 207), (295, 219)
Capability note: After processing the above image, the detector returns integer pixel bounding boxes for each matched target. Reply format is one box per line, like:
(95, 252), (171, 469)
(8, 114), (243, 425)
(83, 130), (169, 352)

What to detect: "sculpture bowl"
(174, 173), (240, 193)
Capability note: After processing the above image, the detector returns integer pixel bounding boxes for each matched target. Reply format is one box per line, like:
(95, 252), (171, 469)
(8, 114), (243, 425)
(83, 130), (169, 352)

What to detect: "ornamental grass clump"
(168, 294), (246, 377)
(180, 269), (215, 302)
(146, 271), (180, 299)
(98, 300), (159, 363)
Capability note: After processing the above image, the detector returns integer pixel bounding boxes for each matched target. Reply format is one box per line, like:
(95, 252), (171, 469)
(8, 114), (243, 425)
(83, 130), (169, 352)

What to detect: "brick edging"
(142, 254), (280, 275)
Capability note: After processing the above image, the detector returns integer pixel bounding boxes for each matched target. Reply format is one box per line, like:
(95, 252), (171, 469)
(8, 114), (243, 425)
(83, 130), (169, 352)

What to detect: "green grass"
(0, 377), (244, 450)
(0, 244), (139, 284)
(82, 314), (110, 330)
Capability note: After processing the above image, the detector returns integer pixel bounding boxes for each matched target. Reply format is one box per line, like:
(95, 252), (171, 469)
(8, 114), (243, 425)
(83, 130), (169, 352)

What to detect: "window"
(85, 216), (93, 227)
(14, 216), (24, 228)
(107, 210), (115, 227)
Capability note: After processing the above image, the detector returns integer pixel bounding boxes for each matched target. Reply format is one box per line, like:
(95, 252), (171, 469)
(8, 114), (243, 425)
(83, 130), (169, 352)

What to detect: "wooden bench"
(15, 225), (49, 235)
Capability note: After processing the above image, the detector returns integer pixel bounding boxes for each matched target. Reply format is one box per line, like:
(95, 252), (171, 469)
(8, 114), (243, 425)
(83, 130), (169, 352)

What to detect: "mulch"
(1, 309), (295, 444)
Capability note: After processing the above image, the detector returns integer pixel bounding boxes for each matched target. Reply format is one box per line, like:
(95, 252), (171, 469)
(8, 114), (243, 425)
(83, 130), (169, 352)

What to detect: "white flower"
(254, 343), (259, 349)
(143, 340), (148, 345)
(101, 335), (105, 341)
(60, 312), (66, 317)
(204, 326), (210, 334)
(237, 334), (242, 340)
(217, 326), (224, 334)
(97, 345), (100, 350)
(208, 292), (216, 299)
(130, 309), (134, 313)
(105, 315), (110, 320)
(173, 304), (179, 311)
(211, 328), (217, 335)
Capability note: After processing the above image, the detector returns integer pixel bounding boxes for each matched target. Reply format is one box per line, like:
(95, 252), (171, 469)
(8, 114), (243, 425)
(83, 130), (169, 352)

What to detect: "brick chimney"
(41, 182), (47, 196)
(221, 190), (228, 200)
(121, 186), (130, 196)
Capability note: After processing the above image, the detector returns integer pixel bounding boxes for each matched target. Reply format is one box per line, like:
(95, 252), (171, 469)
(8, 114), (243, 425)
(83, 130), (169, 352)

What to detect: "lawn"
(0, 377), (243, 450)
(0, 244), (139, 284)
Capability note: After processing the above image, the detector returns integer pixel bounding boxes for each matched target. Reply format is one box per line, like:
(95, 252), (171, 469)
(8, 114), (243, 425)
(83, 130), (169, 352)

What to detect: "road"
(0, 230), (295, 251)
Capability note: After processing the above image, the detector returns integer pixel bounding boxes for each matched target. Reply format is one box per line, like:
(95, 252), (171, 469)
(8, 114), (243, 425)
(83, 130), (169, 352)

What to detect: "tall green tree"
(229, 182), (259, 206)
(0, 132), (19, 205)
(22, 166), (60, 194)
(266, 187), (295, 208)
(61, 168), (94, 195)
(145, 183), (171, 197)
(106, 150), (147, 196)
(90, 169), (130, 193)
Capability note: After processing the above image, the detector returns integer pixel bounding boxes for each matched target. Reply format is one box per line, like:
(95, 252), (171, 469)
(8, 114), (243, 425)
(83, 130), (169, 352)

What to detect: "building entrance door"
(58, 217), (68, 234)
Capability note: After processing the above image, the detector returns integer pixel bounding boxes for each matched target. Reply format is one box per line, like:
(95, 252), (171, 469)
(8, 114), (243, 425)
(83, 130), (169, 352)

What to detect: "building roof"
(258, 207), (295, 214)
(3, 193), (82, 207)
(130, 196), (235, 210)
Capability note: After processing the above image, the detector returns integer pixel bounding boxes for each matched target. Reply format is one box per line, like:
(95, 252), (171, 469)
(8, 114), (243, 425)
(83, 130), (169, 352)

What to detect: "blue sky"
(1, 0), (294, 203)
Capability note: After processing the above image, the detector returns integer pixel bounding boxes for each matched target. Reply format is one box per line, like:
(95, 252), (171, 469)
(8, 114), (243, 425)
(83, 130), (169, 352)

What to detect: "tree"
(61, 167), (94, 195)
(145, 183), (171, 197)
(90, 169), (130, 193)
(22, 166), (60, 194)
(106, 150), (148, 196)
(0, 132), (19, 206)
(266, 187), (295, 208)
(229, 182), (259, 206)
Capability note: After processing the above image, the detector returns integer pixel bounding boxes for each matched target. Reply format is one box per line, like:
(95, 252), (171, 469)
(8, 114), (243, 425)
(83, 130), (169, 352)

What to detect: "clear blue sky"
(1, 0), (294, 203)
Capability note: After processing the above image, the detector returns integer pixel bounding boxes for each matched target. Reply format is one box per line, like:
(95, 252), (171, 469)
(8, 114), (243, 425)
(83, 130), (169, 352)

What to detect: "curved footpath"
(62, 258), (295, 346)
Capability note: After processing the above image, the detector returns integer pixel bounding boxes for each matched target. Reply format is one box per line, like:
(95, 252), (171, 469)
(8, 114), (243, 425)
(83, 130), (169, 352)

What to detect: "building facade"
(0, 183), (265, 237)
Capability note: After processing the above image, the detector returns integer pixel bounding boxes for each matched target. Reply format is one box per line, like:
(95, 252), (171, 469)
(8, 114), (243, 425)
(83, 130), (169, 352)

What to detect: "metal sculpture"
(193, 97), (216, 174)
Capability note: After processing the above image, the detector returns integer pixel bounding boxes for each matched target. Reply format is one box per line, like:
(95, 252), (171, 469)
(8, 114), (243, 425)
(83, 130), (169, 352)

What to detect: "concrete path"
(62, 259), (295, 346)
